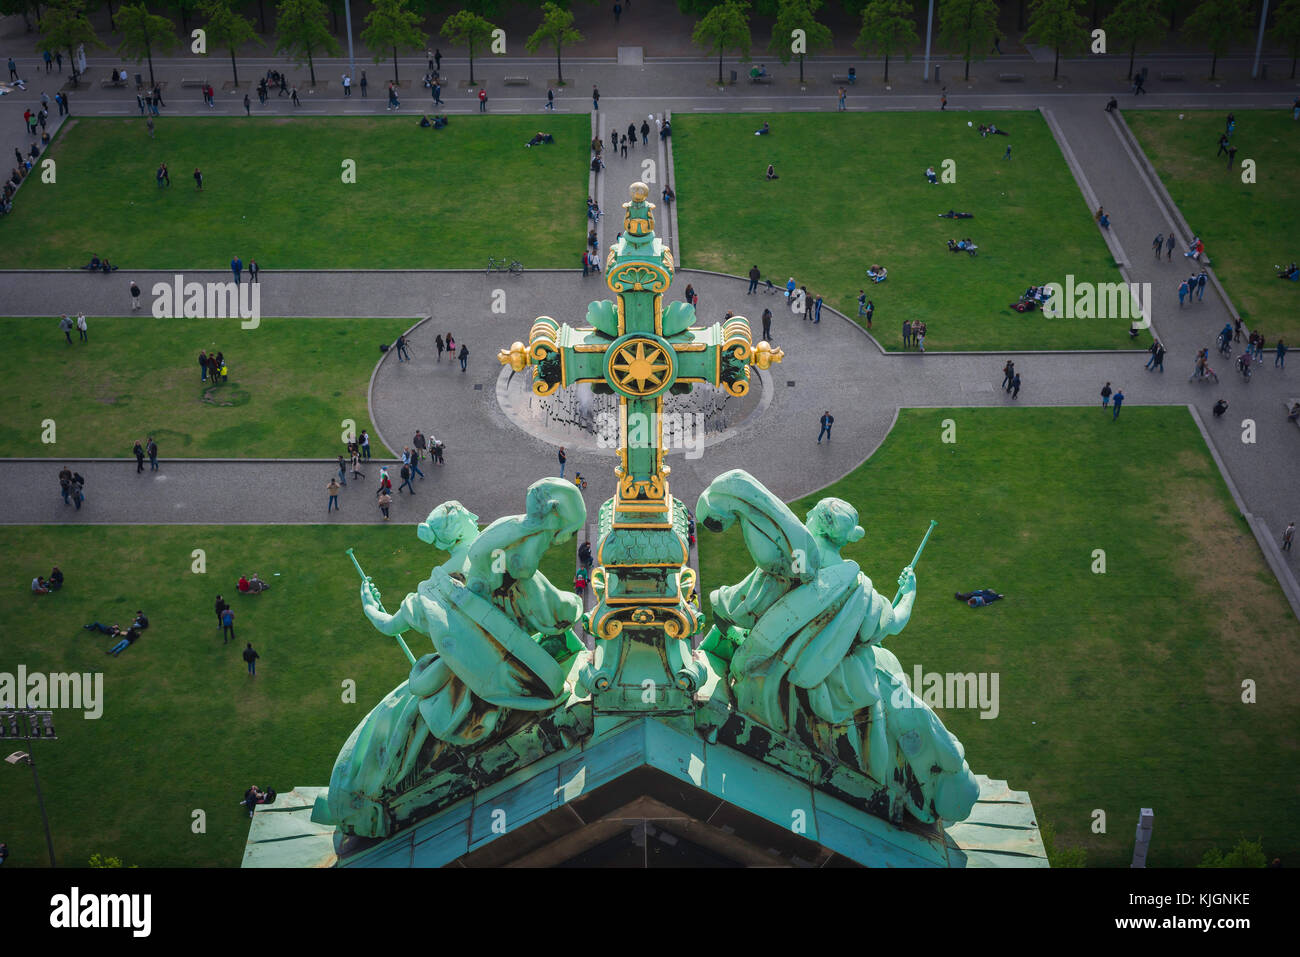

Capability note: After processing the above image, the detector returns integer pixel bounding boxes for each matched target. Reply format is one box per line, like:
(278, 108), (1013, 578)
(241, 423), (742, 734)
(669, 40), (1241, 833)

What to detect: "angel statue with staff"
(323, 478), (587, 837)
(696, 469), (979, 825)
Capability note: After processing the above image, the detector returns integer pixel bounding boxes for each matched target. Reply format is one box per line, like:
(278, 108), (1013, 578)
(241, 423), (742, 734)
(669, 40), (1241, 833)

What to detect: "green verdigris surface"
(697, 469), (979, 825)
(312, 181), (983, 849)
(320, 481), (587, 837)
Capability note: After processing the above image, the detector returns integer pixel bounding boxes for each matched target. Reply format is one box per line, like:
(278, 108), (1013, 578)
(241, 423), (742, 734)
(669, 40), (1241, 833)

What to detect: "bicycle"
(487, 256), (523, 276)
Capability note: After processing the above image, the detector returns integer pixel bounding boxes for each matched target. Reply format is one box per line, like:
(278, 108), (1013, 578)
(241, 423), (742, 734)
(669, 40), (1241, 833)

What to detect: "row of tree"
(32, 0), (591, 87)
(692, 0), (1300, 83)
(30, 0), (1300, 92)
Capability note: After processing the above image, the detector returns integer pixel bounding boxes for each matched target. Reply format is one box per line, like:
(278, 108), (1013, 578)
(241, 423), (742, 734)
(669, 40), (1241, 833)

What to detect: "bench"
(998, 73), (1025, 82)
(1159, 71), (1184, 81)
(100, 78), (127, 88)
(504, 75), (529, 85)
(832, 73), (855, 83)
(1287, 398), (1300, 429)
(180, 78), (207, 89)
(749, 74), (773, 84)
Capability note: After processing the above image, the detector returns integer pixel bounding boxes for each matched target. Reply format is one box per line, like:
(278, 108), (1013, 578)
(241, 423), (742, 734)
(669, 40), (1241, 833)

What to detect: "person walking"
(1145, 340), (1159, 370)
(817, 411), (834, 443)
(748, 265), (760, 294)
(1177, 278), (1189, 307)
(1152, 233), (1164, 257)
(864, 299), (873, 328)
(435, 48), (442, 72)
(436, 335), (444, 361)
(249, 259), (259, 283)
(903, 319), (912, 349)
(1001, 360), (1015, 390)
(342, 73), (351, 96)
(1100, 382), (1112, 407)
(133, 439), (145, 473)
(1166, 234), (1176, 260)
(1226, 144), (1237, 169)
(215, 594), (229, 630)
(857, 290), (867, 316)
(395, 333), (410, 362)
(7, 57), (16, 81)
(377, 488), (393, 520)
(231, 255), (242, 286)
(1010, 373), (1021, 399)
(76, 312), (88, 342)
(243, 93), (251, 115)
(242, 641), (259, 675)
(337, 454), (348, 487)
(59, 465), (72, 505)
(641, 119), (650, 145)
(350, 445), (365, 478)
(360, 429), (371, 461)
(1276, 340), (1287, 368)
(546, 87), (554, 110)
(432, 80), (443, 105)
(291, 86), (301, 107)
(458, 343), (469, 371)
(593, 85), (599, 110)
(1283, 522), (1295, 552)
(761, 307), (772, 343)
(147, 436), (158, 470)
(813, 294), (823, 324)
(193, 167), (203, 190)
(478, 87), (487, 112)
(360, 71), (368, 97)
(558, 446), (567, 478)
(327, 477), (340, 512)
(1003, 145), (1012, 160)
(58, 314), (73, 344)
(405, 446), (425, 480)
(838, 86), (846, 111)
(1111, 389), (1125, 420)
(221, 606), (236, 644)
(398, 462), (415, 495)
(940, 89), (947, 110)
(1196, 270), (1208, 301)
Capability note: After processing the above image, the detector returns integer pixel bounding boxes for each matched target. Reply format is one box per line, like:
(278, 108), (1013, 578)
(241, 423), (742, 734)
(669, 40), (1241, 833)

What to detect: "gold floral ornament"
(751, 341), (785, 370)
(498, 340), (529, 372)
(608, 339), (671, 396)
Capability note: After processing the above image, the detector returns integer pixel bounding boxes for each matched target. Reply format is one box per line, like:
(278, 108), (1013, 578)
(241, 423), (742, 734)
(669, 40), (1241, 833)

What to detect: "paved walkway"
(1, 50), (1296, 612)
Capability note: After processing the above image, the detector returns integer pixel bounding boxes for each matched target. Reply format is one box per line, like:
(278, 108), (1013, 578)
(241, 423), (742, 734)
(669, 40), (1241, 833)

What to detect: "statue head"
(524, 477), (587, 544)
(805, 498), (864, 551)
(417, 501), (479, 550)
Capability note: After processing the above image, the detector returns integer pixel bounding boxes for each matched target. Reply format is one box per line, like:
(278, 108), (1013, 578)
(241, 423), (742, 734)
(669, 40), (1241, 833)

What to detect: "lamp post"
(923, 0), (934, 82)
(344, 0), (357, 85)
(3, 709), (58, 868)
(1252, 0), (1270, 79)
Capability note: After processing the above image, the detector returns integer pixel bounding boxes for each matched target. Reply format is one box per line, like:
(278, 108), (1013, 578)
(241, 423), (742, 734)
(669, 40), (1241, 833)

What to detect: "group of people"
(946, 238), (978, 256)
(56, 465), (86, 510)
(198, 349), (229, 384)
(84, 610), (149, 656)
(132, 437), (159, 473)
(31, 566), (63, 594)
(5, 133), (49, 215)
(1177, 269), (1209, 305)
(1010, 284), (1052, 312)
(134, 84), (166, 117)
(57, 313), (88, 343)
(328, 430), (443, 515)
(976, 123), (1008, 137)
(417, 114), (448, 129)
(1000, 360), (1022, 398)
(1098, 381), (1127, 419)
(903, 319), (928, 351)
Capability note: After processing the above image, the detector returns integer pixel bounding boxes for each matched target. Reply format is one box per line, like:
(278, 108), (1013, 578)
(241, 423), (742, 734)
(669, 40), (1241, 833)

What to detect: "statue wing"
(696, 469), (819, 579)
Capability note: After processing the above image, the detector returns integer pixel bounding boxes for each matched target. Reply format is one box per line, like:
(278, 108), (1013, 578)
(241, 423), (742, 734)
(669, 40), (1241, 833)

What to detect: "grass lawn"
(673, 112), (1135, 352)
(1126, 109), (1300, 344)
(0, 116), (588, 270)
(699, 407), (1300, 866)
(0, 523), (583, 868)
(0, 316), (395, 458)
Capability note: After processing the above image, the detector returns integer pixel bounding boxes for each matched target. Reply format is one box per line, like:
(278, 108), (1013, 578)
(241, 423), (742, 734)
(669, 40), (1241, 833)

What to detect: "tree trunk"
(1091, 0), (1099, 28)
(964, 54), (970, 80)
(1291, 53), (1297, 79)
(718, 49), (723, 83)
(147, 50), (155, 87)
(308, 50), (316, 86)
(231, 50), (239, 85)
(67, 45), (79, 87)
(1053, 46), (1060, 80)
(1127, 42), (1135, 80)
(1017, 0), (1025, 31)
(883, 52), (889, 82)
(556, 46), (563, 83)
(258, 0), (266, 34)
(108, 0), (116, 31)
(799, 52), (805, 82)
(331, 8), (338, 32)
(393, 45), (399, 84)
(1209, 52), (1217, 79)
(469, 49), (475, 85)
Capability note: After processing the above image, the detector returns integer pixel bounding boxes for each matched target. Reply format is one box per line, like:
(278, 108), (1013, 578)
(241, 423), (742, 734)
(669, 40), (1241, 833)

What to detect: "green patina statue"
(324, 479), (586, 837)
(316, 181), (981, 844)
(697, 469), (979, 825)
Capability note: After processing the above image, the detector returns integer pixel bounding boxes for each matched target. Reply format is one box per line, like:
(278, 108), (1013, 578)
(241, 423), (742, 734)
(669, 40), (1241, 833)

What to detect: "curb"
(365, 315), (434, 460)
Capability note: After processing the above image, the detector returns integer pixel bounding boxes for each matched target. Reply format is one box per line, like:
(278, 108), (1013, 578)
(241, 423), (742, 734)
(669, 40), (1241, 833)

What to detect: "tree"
(0, 0), (41, 33)
(1183, 0), (1251, 79)
(275, 0), (340, 86)
(440, 9), (496, 85)
(1199, 838), (1267, 868)
(361, 0), (426, 84)
(117, 2), (180, 88)
(526, 2), (583, 84)
(166, 0), (200, 33)
(1103, 0), (1162, 79)
(693, 0), (752, 84)
(855, 0), (918, 82)
(38, 0), (102, 88)
(1024, 0), (1088, 80)
(200, 0), (258, 86)
(1272, 0), (1300, 79)
(767, 0), (832, 83)
(938, 0), (998, 80)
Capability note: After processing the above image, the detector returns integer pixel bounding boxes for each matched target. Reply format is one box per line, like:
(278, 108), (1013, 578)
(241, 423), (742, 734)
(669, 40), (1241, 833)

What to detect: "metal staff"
(893, 519), (937, 604)
(346, 547), (417, 666)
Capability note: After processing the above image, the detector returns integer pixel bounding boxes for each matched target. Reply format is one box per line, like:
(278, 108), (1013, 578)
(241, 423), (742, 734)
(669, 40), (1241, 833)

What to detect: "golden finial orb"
(629, 181), (650, 203)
